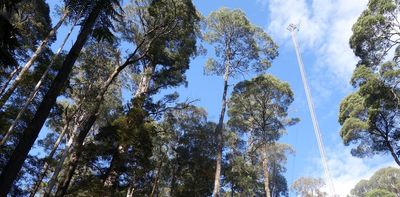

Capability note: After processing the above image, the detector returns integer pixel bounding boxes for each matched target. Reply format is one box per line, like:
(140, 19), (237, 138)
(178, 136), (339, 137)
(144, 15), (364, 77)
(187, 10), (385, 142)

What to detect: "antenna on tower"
(287, 23), (298, 32)
(287, 23), (337, 196)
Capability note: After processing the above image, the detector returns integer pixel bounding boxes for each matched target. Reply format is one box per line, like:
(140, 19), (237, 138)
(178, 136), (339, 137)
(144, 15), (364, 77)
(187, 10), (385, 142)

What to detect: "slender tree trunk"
(30, 103), (82, 197)
(126, 185), (135, 197)
(150, 158), (163, 197)
(44, 124), (80, 197)
(0, 67), (19, 97)
(54, 112), (98, 196)
(102, 146), (122, 196)
(262, 145), (271, 197)
(385, 139), (400, 166)
(51, 22), (152, 196)
(0, 5), (101, 196)
(0, 17), (78, 146)
(135, 64), (154, 98)
(212, 63), (230, 197)
(0, 9), (69, 109)
(29, 123), (70, 197)
(170, 164), (177, 197)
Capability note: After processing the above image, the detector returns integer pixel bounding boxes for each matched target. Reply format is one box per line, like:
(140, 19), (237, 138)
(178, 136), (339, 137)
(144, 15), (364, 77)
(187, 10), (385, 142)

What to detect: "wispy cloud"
(301, 145), (396, 196)
(261, 0), (368, 86)
(327, 147), (396, 196)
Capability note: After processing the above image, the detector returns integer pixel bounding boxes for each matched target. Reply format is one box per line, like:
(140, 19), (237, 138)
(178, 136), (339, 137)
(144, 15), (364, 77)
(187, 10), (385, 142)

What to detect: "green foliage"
(0, 0), (52, 75)
(121, 0), (200, 94)
(160, 106), (218, 197)
(225, 154), (263, 195)
(351, 167), (400, 196)
(291, 177), (327, 197)
(350, 0), (399, 66)
(203, 8), (278, 77)
(227, 74), (296, 197)
(228, 74), (297, 144)
(343, 0), (400, 165)
(365, 189), (397, 197)
(339, 64), (400, 161)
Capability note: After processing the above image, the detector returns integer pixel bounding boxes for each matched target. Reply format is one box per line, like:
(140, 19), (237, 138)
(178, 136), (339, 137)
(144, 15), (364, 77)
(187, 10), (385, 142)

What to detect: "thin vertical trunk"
(51, 23), (151, 197)
(170, 163), (177, 197)
(54, 113), (98, 196)
(212, 63), (230, 197)
(0, 5), (101, 196)
(44, 125), (79, 197)
(0, 67), (19, 97)
(0, 9), (69, 109)
(262, 145), (271, 197)
(102, 146), (122, 196)
(150, 159), (163, 197)
(0, 17), (78, 146)
(29, 123), (69, 197)
(30, 103), (82, 197)
(126, 185), (135, 197)
(135, 64), (155, 98)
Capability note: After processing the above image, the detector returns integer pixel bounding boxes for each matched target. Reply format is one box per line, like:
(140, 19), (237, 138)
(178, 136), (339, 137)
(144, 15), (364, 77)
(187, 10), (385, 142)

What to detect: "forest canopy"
(0, 0), (399, 197)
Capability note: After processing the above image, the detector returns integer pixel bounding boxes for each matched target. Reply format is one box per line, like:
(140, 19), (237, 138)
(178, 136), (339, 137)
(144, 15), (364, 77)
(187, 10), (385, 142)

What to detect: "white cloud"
(327, 147), (396, 196)
(263, 0), (368, 85)
(302, 145), (396, 196)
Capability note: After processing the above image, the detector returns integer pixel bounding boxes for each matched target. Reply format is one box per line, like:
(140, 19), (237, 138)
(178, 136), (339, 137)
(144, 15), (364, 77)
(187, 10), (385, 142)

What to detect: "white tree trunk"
(0, 9), (69, 109)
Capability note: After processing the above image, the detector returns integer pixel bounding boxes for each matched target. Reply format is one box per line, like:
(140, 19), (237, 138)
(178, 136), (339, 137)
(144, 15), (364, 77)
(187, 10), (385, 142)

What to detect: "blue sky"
(41, 0), (397, 196)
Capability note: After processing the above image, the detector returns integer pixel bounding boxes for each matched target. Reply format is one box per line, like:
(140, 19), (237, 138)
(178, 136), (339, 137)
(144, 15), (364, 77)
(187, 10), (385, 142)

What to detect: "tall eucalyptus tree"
(228, 75), (297, 197)
(340, 0), (400, 166)
(203, 8), (278, 196)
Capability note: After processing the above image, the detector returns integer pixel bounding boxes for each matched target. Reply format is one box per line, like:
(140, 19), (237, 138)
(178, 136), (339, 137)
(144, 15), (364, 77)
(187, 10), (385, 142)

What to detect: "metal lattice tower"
(287, 24), (336, 196)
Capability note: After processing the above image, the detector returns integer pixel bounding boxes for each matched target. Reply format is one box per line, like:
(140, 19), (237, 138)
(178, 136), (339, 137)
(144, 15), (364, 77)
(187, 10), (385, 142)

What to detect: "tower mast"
(287, 24), (336, 196)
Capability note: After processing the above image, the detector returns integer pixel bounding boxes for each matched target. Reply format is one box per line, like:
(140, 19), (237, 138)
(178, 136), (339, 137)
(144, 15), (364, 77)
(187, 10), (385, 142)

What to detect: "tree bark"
(262, 145), (271, 197)
(170, 163), (178, 197)
(126, 185), (135, 197)
(0, 67), (19, 97)
(150, 157), (163, 197)
(44, 125), (79, 197)
(30, 103), (82, 197)
(212, 63), (230, 197)
(0, 9), (69, 109)
(0, 5), (101, 196)
(0, 17), (78, 146)
(54, 112), (98, 196)
(102, 146), (122, 196)
(29, 123), (69, 197)
(385, 138), (400, 166)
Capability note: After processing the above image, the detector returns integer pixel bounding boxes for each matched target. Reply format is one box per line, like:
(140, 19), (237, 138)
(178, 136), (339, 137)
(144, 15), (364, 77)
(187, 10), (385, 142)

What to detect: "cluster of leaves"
(222, 75), (297, 196)
(340, 0), (400, 166)
(350, 167), (400, 197)
(291, 177), (327, 197)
